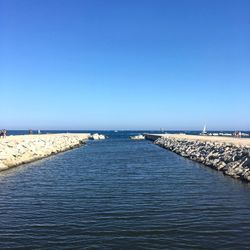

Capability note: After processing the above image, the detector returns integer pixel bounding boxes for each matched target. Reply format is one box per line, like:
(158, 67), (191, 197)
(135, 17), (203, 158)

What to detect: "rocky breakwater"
(155, 136), (250, 182)
(0, 133), (91, 171)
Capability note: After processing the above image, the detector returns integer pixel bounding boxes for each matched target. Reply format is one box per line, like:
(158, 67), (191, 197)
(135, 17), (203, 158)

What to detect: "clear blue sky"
(1, 0), (249, 130)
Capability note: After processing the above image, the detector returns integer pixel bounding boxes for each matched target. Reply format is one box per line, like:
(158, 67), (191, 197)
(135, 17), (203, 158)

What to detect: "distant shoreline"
(145, 133), (250, 146)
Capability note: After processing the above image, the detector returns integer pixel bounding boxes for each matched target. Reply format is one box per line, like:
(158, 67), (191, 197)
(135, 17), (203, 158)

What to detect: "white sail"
(200, 124), (207, 135)
(203, 125), (206, 133)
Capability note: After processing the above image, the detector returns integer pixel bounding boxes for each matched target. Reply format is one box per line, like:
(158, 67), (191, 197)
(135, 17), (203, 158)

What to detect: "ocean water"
(0, 131), (250, 249)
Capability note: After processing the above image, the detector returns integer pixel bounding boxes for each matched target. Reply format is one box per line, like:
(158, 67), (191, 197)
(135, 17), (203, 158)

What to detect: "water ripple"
(1, 136), (250, 249)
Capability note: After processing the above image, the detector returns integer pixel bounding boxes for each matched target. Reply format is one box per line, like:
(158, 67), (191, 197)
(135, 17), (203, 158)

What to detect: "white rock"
(91, 133), (105, 140)
(130, 135), (145, 140)
(0, 162), (9, 171)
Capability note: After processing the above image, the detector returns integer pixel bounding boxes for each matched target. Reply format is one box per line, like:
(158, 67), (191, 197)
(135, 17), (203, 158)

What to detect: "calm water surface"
(1, 132), (250, 249)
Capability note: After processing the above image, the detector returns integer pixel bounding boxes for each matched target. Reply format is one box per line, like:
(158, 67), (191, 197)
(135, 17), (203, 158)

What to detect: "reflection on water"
(1, 132), (250, 249)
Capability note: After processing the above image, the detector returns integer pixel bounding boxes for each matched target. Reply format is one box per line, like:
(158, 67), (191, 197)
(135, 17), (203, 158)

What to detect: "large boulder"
(90, 133), (105, 140)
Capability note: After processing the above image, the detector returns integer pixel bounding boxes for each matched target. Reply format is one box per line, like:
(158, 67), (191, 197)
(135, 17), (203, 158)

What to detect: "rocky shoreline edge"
(0, 133), (105, 172)
(154, 137), (250, 182)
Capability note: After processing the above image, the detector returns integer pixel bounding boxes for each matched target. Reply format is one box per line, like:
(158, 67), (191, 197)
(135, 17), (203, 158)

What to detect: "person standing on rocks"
(0, 129), (7, 138)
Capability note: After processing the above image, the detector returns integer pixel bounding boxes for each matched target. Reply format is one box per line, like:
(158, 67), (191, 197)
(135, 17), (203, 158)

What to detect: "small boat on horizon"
(129, 134), (145, 140)
(200, 125), (207, 135)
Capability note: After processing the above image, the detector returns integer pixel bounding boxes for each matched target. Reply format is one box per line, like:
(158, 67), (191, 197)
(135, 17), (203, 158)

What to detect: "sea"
(0, 130), (250, 249)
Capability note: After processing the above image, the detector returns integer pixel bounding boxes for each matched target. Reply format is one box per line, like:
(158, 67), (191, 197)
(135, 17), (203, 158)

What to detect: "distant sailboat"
(200, 125), (207, 135)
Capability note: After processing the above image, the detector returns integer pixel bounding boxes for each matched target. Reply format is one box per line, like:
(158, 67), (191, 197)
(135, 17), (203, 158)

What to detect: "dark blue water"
(1, 132), (250, 249)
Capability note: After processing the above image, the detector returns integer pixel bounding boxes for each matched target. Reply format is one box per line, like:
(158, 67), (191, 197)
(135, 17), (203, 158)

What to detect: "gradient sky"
(1, 0), (249, 130)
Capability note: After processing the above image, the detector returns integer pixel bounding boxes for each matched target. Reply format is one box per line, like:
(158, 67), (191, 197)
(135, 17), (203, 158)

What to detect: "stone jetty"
(0, 133), (104, 171)
(145, 134), (250, 182)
